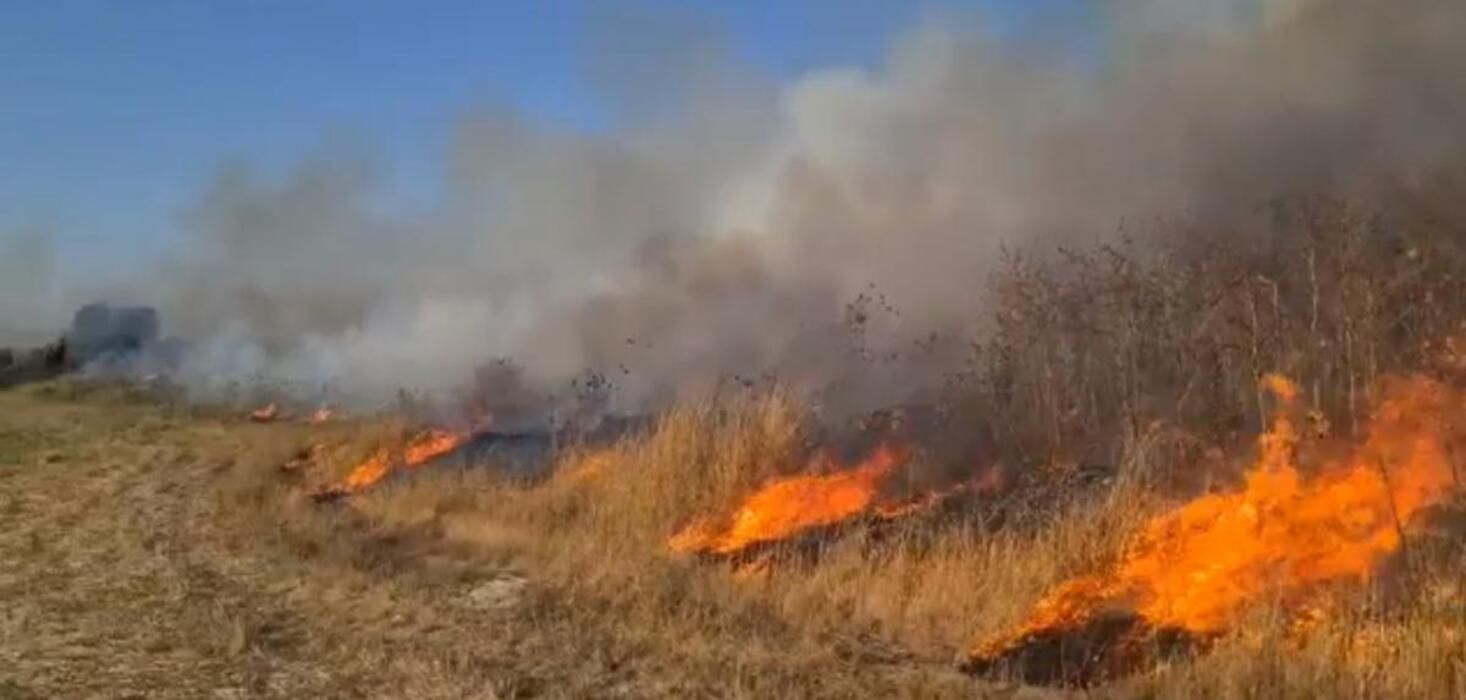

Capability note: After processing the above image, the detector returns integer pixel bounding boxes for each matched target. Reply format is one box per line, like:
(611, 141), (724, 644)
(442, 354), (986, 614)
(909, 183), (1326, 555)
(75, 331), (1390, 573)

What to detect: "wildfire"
(874, 466), (1004, 520)
(669, 443), (912, 556)
(967, 373), (1462, 673)
(335, 447), (393, 494)
(402, 429), (467, 467)
(310, 407), (335, 424)
(249, 403), (279, 423)
(317, 428), (468, 499)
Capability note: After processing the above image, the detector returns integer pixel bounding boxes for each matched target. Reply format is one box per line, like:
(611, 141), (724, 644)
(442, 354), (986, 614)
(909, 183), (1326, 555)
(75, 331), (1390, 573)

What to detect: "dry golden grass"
(406, 389), (1464, 699)
(2, 379), (1463, 698)
(0, 382), (977, 698)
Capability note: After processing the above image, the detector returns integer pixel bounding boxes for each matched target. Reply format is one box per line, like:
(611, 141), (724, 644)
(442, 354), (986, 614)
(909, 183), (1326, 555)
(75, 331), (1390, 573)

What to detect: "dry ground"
(0, 383), (989, 699)
(3, 381), (1462, 699)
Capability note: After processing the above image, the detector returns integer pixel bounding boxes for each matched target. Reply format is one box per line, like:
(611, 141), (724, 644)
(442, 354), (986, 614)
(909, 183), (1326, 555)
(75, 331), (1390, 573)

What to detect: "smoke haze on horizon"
(6, 0), (1466, 415)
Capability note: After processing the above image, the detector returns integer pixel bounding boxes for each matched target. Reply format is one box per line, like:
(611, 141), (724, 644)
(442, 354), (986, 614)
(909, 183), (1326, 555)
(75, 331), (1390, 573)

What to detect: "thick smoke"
(35, 0), (1466, 414)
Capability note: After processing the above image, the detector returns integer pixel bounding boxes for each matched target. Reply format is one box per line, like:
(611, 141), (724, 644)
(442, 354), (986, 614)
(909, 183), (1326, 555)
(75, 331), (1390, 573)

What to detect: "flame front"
(403, 429), (467, 467)
(970, 374), (1462, 661)
(669, 444), (909, 555)
(336, 448), (392, 493)
(326, 429), (467, 497)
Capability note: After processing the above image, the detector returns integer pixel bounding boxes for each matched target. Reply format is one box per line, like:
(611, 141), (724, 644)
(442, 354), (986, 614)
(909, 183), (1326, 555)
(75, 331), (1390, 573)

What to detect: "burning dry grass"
(368, 379), (1464, 697)
(3, 380), (993, 698)
(311, 428), (469, 501)
(3, 375), (1464, 698)
(666, 442), (911, 557)
(965, 373), (1466, 684)
(4, 361), (1465, 695)
(7, 170), (1466, 698)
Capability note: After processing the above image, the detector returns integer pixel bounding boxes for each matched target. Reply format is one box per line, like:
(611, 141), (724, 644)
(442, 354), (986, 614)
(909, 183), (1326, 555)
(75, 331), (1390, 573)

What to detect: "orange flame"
(325, 429), (468, 497)
(310, 407), (335, 424)
(249, 403), (279, 423)
(669, 444), (909, 555)
(970, 373), (1461, 661)
(873, 466), (1003, 520)
(403, 429), (467, 467)
(337, 448), (393, 493)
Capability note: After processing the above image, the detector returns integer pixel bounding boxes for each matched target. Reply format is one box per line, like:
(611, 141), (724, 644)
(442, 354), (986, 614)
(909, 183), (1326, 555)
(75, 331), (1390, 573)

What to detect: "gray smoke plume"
(28, 0), (1466, 414)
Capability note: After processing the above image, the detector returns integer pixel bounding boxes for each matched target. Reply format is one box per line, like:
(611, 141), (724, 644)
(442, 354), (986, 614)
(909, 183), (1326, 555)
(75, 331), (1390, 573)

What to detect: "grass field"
(0, 382), (986, 698)
(2, 378), (1462, 699)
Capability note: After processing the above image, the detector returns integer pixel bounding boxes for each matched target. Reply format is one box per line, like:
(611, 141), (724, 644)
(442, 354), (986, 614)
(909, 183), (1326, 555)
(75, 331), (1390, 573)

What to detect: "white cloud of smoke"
(17, 0), (1466, 415)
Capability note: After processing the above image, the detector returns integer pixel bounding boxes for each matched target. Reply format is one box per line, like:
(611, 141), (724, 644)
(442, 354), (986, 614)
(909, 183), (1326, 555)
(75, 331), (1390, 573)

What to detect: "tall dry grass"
(342, 391), (1157, 671)
(355, 382), (1461, 697)
(228, 187), (1466, 696)
(359, 203), (1466, 693)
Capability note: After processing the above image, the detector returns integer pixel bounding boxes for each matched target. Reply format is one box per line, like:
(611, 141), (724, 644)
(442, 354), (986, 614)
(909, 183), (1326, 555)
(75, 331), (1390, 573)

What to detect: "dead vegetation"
(0, 383), (987, 698)
(3, 189), (1466, 698)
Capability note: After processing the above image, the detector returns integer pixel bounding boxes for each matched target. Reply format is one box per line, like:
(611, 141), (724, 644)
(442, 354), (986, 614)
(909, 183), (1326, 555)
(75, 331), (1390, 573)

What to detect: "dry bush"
(957, 191), (1466, 492)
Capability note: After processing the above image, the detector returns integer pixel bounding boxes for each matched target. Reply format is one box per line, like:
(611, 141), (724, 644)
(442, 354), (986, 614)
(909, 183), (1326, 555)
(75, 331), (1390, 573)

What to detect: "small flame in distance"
(324, 428), (468, 497)
(402, 429), (467, 467)
(249, 403), (279, 423)
(336, 448), (393, 494)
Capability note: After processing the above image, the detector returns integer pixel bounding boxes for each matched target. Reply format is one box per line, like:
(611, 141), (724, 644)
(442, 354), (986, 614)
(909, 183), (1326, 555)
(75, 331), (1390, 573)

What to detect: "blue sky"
(1, 0), (1089, 262)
